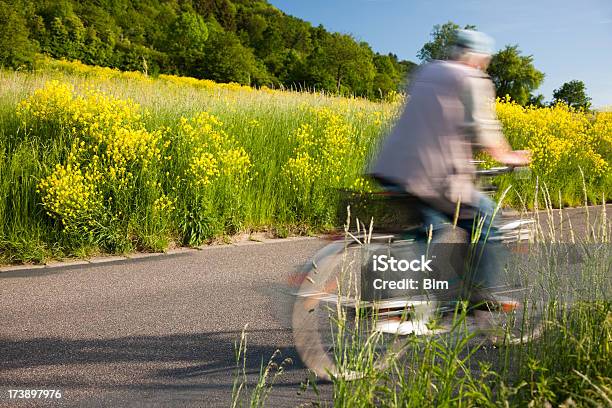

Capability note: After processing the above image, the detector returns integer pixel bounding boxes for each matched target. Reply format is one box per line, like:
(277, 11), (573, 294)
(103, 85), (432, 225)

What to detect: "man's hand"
(488, 146), (531, 166)
(502, 150), (531, 166)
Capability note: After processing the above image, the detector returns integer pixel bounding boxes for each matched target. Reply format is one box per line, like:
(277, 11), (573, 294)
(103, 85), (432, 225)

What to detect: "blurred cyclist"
(369, 29), (530, 312)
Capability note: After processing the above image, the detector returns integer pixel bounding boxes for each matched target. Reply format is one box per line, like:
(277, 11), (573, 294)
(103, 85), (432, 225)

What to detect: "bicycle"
(291, 166), (544, 381)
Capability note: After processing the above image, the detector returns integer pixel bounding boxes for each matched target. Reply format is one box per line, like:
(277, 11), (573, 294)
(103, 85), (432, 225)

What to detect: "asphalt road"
(0, 238), (331, 407)
(0, 205), (609, 407)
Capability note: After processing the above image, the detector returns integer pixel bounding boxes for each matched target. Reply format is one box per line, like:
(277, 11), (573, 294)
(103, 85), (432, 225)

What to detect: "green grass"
(328, 198), (611, 407)
(232, 203), (611, 407)
(0, 64), (609, 264)
(0, 68), (397, 263)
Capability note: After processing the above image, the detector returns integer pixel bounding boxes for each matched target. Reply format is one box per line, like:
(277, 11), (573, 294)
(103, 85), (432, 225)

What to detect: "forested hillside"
(0, 0), (415, 98)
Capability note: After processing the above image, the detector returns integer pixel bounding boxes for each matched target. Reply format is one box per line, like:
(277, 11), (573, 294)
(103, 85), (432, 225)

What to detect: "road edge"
(0, 236), (321, 273)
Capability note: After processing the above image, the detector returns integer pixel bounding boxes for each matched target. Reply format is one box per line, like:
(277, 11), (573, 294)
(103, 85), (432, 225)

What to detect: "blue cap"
(455, 29), (495, 55)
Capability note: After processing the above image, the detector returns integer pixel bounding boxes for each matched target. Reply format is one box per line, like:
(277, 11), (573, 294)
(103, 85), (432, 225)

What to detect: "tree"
(0, 0), (416, 100)
(322, 33), (375, 95)
(299, 43), (336, 92)
(61, 14), (86, 58)
(200, 19), (270, 86)
(371, 53), (413, 98)
(487, 45), (544, 106)
(237, 12), (267, 47)
(418, 21), (476, 61)
(0, 1), (37, 68)
(528, 94), (545, 108)
(165, 11), (208, 73)
(552, 80), (591, 110)
(193, 0), (236, 31)
(372, 54), (398, 98)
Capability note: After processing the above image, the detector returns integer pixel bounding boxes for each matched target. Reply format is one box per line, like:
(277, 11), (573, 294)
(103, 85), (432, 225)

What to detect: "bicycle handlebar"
(475, 166), (513, 176)
(475, 165), (531, 178)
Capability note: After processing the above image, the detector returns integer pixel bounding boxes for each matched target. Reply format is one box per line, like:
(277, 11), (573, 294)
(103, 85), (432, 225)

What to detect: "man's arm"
(462, 75), (530, 166)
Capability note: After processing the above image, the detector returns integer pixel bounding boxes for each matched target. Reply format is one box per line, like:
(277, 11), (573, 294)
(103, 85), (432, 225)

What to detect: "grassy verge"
(0, 68), (397, 263)
(0, 61), (610, 263)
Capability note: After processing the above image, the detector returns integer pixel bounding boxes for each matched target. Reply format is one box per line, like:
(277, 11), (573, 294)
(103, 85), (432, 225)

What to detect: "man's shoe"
(374, 316), (434, 335)
(472, 297), (520, 313)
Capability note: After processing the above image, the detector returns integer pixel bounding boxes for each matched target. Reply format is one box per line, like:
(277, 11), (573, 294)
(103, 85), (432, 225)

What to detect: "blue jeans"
(419, 192), (505, 302)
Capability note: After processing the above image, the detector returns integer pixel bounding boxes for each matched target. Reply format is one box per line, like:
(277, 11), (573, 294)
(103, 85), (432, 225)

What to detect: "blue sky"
(269, 0), (612, 107)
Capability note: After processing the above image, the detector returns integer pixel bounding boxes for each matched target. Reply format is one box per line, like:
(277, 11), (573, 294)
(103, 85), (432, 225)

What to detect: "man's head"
(450, 29), (495, 71)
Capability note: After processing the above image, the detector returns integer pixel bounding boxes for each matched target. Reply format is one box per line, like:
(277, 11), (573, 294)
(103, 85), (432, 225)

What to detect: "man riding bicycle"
(369, 29), (530, 310)
(291, 31), (536, 376)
